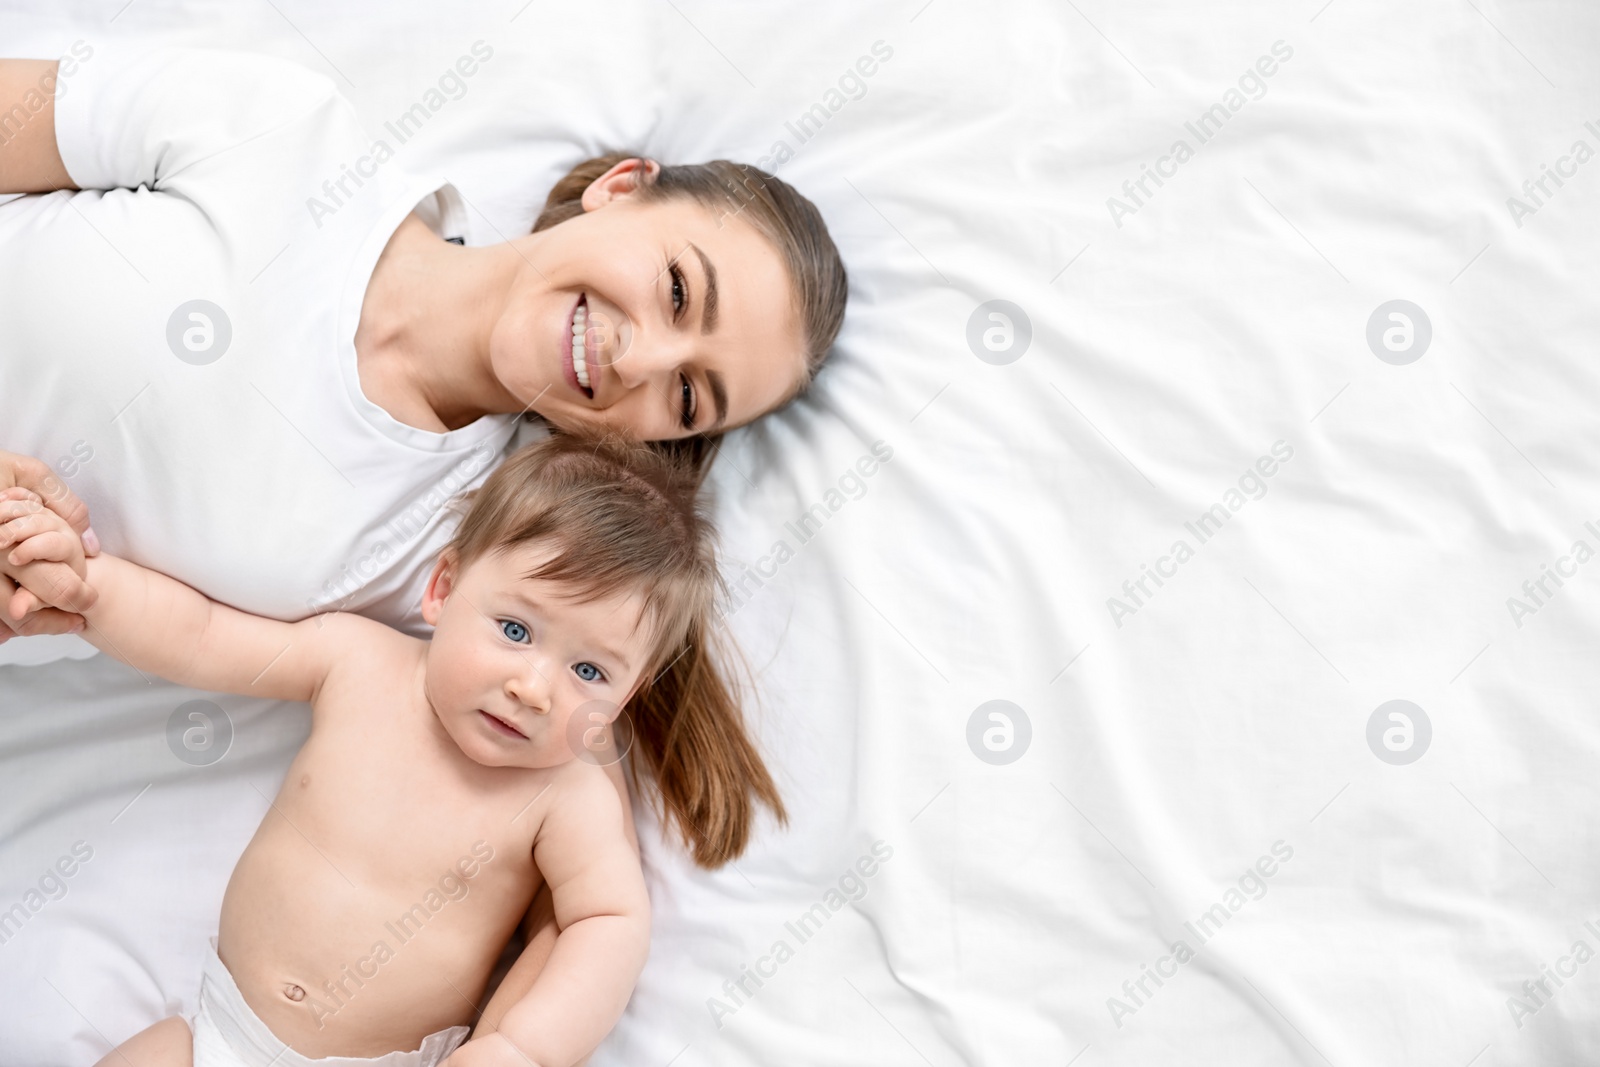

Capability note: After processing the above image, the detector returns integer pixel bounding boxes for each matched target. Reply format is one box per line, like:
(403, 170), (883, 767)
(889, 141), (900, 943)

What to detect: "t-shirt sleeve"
(53, 45), (360, 208)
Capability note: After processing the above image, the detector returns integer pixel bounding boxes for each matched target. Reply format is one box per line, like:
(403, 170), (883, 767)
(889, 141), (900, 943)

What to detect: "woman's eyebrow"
(681, 243), (728, 430)
(689, 243), (719, 334)
(706, 370), (728, 433)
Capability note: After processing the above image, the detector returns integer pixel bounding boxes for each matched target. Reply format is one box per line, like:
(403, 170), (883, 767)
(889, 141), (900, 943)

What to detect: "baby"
(0, 433), (785, 1067)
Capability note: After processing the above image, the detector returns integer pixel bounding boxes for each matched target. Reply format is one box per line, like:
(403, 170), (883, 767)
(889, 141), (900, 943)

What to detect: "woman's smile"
(564, 293), (594, 400)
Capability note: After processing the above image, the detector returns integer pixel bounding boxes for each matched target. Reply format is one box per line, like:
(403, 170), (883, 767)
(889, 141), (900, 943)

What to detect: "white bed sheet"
(4, 1), (1600, 1064)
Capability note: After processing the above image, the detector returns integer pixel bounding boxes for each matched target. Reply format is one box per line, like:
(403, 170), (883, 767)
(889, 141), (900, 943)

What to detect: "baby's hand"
(0, 487), (91, 625)
(0, 487), (87, 573)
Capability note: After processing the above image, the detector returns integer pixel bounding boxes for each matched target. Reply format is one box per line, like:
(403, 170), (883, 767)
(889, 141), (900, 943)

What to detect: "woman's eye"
(679, 373), (697, 430)
(574, 662), (603, 683)
(669, 263), (686, 317)
(499, 620), (530, 643)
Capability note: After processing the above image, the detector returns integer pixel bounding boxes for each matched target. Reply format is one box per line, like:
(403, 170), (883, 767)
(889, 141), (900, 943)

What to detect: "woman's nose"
(607, 328), (686, 392)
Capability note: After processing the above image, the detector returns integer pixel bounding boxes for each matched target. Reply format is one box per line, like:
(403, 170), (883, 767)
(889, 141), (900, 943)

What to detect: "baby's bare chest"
(261, 712), (549, 899)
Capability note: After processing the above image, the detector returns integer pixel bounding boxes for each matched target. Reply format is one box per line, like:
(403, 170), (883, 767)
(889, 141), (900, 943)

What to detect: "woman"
(0, 43), (846, 641)
(0, 41), (845, 1064)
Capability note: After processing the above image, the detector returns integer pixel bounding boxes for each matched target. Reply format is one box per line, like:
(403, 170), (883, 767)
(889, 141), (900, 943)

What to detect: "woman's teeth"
(571, 302), (591, 393)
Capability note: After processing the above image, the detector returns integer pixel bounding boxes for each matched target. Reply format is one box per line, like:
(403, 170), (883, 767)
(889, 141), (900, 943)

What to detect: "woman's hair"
(534, 151), (848, 416)
(444, 431), (785, 866)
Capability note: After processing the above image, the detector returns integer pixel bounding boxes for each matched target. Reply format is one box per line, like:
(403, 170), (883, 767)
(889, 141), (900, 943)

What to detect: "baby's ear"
(420, 551), (459, 625)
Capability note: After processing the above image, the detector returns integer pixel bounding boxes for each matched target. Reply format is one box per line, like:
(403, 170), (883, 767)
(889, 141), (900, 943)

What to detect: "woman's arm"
(0, 60), (76, 193)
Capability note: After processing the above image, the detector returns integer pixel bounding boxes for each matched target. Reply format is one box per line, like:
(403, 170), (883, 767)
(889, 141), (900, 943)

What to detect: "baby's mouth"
(480, 710), (527, 739)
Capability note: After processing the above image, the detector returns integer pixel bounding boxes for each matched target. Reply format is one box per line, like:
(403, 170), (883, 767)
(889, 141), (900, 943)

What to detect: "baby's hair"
(445, 431), (785, 866)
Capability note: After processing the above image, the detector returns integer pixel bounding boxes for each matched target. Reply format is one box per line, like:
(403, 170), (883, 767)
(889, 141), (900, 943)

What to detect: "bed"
(4, 0), (1599, 1063)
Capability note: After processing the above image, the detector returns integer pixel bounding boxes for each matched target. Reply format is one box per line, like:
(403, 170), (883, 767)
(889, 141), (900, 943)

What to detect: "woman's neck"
(356, 216), (524, 433)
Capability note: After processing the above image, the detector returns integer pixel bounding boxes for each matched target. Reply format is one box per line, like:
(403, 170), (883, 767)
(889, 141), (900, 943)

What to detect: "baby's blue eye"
(574, 662), (602, 683)
(499, 620), (530, 643)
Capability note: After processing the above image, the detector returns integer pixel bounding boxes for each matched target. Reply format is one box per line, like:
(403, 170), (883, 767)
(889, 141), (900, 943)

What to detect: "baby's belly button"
(261, 968), (323, 1008)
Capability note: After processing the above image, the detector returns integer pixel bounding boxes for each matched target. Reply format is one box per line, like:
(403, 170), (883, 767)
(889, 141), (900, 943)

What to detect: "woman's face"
(489, 159), (808, 442)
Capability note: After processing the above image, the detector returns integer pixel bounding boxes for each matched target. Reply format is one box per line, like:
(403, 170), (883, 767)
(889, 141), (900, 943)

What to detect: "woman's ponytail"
(628, 617), (787, 868)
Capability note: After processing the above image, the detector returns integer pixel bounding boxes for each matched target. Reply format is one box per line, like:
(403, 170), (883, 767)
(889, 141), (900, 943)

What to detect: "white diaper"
(190, 938), (471, 1067)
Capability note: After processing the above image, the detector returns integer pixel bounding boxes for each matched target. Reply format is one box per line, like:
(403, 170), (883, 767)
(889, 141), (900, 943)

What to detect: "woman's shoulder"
(55, 43), (359, 232)
(64, 43), (344, 153)
(92, 44), (341, 111)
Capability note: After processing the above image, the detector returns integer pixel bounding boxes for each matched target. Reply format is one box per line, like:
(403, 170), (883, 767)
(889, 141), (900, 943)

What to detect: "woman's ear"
(420, 551), (459, 626)
(580, 157), (661, 211)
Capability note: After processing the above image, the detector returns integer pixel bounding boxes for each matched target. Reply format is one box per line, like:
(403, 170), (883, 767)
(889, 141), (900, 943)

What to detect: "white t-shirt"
(0, 46), (538, 663)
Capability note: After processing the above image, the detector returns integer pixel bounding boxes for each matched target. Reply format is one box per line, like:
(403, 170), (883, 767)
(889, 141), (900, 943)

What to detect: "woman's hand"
(0, 452), (99, 642)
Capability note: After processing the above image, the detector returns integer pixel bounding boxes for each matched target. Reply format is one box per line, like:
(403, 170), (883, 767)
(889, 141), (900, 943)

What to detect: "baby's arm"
(456, 766), (650, 1067)
(0, 488), (360, 702)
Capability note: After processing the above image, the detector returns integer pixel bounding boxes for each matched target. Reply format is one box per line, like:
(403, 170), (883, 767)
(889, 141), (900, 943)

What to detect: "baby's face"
(419, 542), (656, 770)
